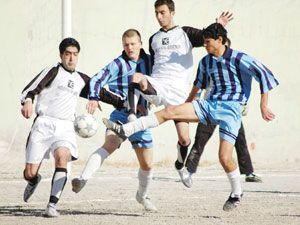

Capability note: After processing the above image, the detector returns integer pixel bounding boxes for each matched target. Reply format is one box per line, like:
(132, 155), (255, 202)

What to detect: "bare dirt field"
(0, 153), (299, 225)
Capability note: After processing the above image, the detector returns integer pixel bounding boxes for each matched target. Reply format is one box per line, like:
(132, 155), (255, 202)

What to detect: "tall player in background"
(71, 29), (157, 212)
(126, 0), (233, 180)
(103, 23), (279, 211)
(20, 38), (124, 217)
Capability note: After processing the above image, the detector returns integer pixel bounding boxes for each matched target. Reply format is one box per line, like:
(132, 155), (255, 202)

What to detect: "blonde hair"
(122, 29), (142, 42)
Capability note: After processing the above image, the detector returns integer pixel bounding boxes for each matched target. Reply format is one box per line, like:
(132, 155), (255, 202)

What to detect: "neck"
(214, 45), (226, 57)
(162, 21), (176, 31)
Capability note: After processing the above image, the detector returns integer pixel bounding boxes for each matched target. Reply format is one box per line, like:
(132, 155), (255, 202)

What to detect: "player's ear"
(218, 36), (223, 43)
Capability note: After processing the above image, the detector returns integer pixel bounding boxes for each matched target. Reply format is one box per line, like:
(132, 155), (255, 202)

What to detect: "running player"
(71, 29), (157, 211)
(103, 23), (279, 211)
(126, 0), (233, 180)
(20, 38), (124, 217)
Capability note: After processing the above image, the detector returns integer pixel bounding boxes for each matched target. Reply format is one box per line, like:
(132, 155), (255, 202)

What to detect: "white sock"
(226, 168), (242, 197)
(137, 168), (153, 198)
(81, 147), (109, 180)
(123, 113), (159, 137)
(50, 168), (67, 204)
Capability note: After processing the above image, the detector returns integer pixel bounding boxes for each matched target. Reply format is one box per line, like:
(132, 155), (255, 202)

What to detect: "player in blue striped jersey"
(102, 23), (279, 211)
(72, 29), (157, 211)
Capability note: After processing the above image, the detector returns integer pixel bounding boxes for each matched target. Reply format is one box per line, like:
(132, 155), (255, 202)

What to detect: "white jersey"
(21, 63), (90, 121)
(149, 26), (204, 104)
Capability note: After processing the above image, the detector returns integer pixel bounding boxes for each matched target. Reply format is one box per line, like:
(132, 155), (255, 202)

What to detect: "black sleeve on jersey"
(78, 72), (90, 99)
(78, 72), (124, 109)
(99, 88), (124, 110)
(149, 34), (155, 66)
(21, 65), (59, 105)
(182, 26), (204, 47)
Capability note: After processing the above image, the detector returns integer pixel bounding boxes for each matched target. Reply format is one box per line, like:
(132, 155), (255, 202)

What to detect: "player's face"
(155, 5), (175, 30)
(60, 46), (79, 71)
(123, 35), (142, 61)
(203, 37), (222, 56)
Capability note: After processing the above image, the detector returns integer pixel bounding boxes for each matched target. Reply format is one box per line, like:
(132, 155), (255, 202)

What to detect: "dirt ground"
(0, 154), (299, 225)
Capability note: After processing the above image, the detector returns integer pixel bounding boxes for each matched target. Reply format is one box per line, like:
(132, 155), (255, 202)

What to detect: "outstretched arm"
(260, 93), (275, 122)
(216, 12), (233, 27)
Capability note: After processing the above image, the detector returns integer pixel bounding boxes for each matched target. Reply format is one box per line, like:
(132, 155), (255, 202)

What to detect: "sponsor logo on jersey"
(162, 37), (169, 45)
(68, 80), (74, 89)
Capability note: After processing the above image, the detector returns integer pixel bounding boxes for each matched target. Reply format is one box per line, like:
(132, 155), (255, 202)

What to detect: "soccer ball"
(74, 113), (98, 138)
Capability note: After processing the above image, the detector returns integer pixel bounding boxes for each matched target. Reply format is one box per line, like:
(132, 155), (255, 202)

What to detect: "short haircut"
(122, 29), (142, 42)
(59, 38), (80, 54)
(203, 23), (228, 45)
(154, 0), (175, 12)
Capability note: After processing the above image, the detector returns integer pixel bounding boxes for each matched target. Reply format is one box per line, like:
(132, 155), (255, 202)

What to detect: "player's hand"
(86, 100), (99, 114)
(21, 101), (33, 119)
(260, 105), (275, 122)
(216, 11), (233, 27)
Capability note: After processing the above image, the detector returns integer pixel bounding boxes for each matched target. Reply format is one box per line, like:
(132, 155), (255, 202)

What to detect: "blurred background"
(0, 0), (299, 171)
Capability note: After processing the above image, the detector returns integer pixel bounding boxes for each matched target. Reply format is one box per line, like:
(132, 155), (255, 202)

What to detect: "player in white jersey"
(20, 38), (124, 217)
(127, 0), (233, 180)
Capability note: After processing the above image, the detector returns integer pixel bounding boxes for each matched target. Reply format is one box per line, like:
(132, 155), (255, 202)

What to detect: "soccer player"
(71, 29), (157, 211)
(126, 0), (233, 180)
(103, 23), (279, 211)
(20, 38), (124, 217)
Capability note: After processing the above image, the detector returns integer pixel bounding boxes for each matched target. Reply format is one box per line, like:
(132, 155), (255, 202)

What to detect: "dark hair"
(122, 29), (142, 42)
(154, 0), (175, 12)
(59, 37), (80, 54)
(203, 23), (228, 45)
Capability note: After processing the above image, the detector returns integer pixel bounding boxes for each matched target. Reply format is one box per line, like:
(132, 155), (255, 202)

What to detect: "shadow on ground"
(0, 205), (142, 218)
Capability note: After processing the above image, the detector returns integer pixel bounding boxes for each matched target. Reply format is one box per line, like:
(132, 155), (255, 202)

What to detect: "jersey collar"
(59, 63), (76, 74)
(160, 25), (178, 33)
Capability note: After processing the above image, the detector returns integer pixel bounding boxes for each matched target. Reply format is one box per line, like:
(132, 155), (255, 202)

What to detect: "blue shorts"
(192, 100), (242, 145)
(109, 109), (153, 149)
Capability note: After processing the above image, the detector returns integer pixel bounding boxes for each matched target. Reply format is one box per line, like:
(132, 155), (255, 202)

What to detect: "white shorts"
(25, 116), (77, 164)
(144, 76), (188, 106)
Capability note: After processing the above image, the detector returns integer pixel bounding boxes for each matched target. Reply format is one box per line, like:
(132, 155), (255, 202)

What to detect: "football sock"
(137, 168), (153, 198)
(128, 82), (140, 115)
(175, 142), (190, 170)
(227, 168), (242, 197)
(123, 113), (159, 137)
(81, 147), (109, 180)
(49, 168), (67, 204)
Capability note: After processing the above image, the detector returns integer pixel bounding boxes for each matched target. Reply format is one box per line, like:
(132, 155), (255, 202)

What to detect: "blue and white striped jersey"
(193, 48), (279, 104)
(89, 49), (151, 104)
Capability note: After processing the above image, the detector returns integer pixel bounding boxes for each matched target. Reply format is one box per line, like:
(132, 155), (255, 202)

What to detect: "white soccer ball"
(74, 113), (98, 138)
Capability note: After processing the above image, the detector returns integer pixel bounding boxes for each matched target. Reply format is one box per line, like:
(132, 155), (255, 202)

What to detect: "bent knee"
(163, 106), (177, 120)
(23, 168), (38, 180)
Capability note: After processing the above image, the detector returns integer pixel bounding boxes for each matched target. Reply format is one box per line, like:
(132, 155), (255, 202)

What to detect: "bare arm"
(260, 92), (275, 122)
(186, 86), (200, 102)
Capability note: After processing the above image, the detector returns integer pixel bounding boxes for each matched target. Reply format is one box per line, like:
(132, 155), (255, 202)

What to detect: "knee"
(163, 106), (176, 120)
(219, 153), (233, 169)
(54, 151), (70, 168)
(23, 168), (37, 180)
(140, 162), (153, 171)
(178, 138), (191, 147)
